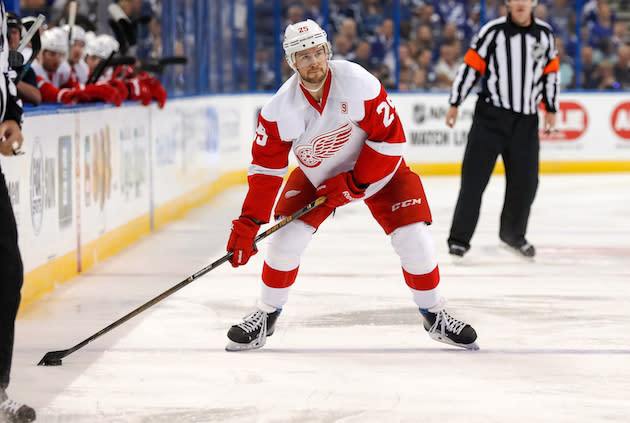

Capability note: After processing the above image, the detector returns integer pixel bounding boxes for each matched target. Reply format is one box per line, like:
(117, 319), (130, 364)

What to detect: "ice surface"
(10, 174), (630, 422)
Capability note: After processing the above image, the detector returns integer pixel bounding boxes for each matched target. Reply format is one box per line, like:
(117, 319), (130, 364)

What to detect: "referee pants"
(448, 99), (539, 249)
(0, 167), (23, 389)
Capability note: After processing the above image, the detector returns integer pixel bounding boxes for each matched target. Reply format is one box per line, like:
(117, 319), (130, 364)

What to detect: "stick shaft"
(39, 196), (326, 362)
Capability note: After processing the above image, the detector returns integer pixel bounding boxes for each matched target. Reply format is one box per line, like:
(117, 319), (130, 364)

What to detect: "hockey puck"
(43, 359), (62, 366)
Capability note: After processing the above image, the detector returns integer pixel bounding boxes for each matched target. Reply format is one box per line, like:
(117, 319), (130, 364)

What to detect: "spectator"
(556, 37), (575, 89)
(329, 0), (363, 37)
(361, 0), (384, 36)
(548, 0), (573, 40)
(581, 46), (599, 88)
(352, 40), (378, 71)
(463, 4), (481, 47)
(613, 44), (630, 88)
(416, 48), (437, 86)
(438, 23), (461, 51)
(338, 17), (359, 50)
(433, 0), (466, 30)
(412, 67), (431, 90)
(284, 3), (304, 28)
(370, 19), (396, 76)
(303, 0), (324, 27)
(611, 21), (628, 50)
(255, 48), (275, 90)
(399, 42), (417, 73)
(595, 60), (620, 89)
(332, 34), (355, 61)
(411, 4), (442, 43)
(415, 25), (438, 62)
(136, 15), (162, 60)
(534, 3), (549, 23)
(434, 43), (459, 89)
(484, 0), (503, 21)
(582, 0), (606, 29)
(589, 2), (615, 54)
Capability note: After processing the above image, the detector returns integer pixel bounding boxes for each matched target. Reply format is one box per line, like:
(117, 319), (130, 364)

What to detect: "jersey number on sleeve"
(255, 122), (268, 146)
(376, 96), (396, 128)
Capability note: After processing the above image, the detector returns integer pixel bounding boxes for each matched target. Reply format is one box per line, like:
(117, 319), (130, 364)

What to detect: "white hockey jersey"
(243, 60), (407, 223)
(31, 59), (73, 88)
(67, 60), (90, 84)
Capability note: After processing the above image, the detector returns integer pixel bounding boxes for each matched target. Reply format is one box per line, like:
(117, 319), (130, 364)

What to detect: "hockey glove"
(140, 75), (167, 108)
(81, 84), (121, 106)
(227, 217), (260, 267)
(126, 78), (153, 106)
(316, 171), (369, 209)
(58, 88), (90, 104)
(108, 78), (130, 104)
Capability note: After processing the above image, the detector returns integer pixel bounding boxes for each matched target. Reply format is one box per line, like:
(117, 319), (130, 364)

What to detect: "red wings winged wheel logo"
(295, 123), (352, 167)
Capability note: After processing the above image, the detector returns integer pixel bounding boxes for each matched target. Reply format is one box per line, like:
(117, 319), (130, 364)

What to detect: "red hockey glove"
(316, 171), (369, 209)
(82, 84), (121, 106)
(126, 78), (153, 106)
(140, 76), (167, 108)
(226, 217), (260, 267)
(58, 88), (90, 104)
(108, 78), (130, 104)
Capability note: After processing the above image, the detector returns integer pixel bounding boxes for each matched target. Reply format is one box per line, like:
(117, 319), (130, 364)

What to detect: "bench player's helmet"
(41, 27), (68, 55)
(62, 24), (87, 45)
(283, 19), (331, 71)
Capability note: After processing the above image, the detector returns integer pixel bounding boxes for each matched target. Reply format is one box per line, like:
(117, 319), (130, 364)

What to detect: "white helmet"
(283, 19), (330, 70)
(85, 34), (119, 59)
(41, 28), (68, 55)
(62, 24), (86, 44)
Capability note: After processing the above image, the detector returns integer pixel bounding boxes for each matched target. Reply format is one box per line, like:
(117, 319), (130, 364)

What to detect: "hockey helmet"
(283, 19), (331, 70)
(85, 34), (119, 59)
(62, 24), (87, 44)
(41, 27), (68, 55)
(6, 12), (22, 32)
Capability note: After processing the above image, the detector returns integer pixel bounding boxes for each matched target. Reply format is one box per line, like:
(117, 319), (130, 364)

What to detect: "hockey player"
(61, 24), (89, 84)
(84, 34), (119, 81)
(31, 27), (74, 89)
(225, 19), (478, 352)
(34, 29), (121, 105)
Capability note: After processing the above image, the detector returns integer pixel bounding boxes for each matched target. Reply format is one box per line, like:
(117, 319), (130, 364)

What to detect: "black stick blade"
(38, 350), (67, 366)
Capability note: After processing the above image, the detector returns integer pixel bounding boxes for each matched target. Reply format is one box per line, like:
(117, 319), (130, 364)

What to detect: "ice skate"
(419, 299), (478, 350)
(0, 389), (36, 423)
(500, 237), (535, 258)
(448, 241), (469, 258)
(226, 302), (282, 351)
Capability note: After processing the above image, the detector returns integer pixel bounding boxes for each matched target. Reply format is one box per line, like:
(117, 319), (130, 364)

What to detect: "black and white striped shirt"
(449, 15), (559, 115)
(0, 2), (23, 125)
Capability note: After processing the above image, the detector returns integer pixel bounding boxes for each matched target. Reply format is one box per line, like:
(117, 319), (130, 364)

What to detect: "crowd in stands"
(255, 0), (630, 91)
(12, 0), (630, 103)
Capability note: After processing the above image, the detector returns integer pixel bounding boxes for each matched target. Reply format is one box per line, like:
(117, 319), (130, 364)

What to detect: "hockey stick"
(67, 1), (77, 52)
(14, 15), (44, 84)
(86, 51), (116, 84)
(38, 196), (327, 366)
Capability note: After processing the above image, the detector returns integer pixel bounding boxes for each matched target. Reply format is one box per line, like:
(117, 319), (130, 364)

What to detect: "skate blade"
(428, 333), (480, 350)
(225, 338), (266, 352)
(500, 243), (535, 261)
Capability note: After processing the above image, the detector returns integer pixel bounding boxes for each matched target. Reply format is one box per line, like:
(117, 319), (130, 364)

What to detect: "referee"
(444, 0), (558, 259)
(0, 1), (36, 422)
